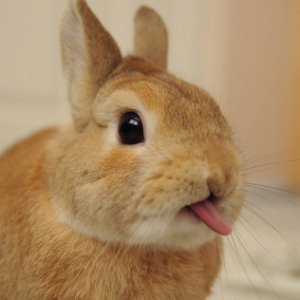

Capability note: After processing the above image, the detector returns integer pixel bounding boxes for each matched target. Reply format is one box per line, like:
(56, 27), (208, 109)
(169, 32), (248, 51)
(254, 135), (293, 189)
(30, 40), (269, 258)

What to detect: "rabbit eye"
(118, 112), (144, 145)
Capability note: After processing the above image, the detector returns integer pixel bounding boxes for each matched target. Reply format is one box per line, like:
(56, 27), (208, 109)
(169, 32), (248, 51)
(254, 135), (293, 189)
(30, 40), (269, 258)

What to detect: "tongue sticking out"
(189, 200), (232, 236)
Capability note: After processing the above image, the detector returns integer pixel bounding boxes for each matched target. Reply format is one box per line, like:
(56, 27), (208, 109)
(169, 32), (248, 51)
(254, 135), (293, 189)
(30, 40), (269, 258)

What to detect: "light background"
(0, 0), (297, 185)
(0, 1), (299, 299)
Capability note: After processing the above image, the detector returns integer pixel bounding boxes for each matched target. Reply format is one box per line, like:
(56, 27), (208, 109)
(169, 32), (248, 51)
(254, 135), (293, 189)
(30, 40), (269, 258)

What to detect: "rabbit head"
(52, 0), (244, 250)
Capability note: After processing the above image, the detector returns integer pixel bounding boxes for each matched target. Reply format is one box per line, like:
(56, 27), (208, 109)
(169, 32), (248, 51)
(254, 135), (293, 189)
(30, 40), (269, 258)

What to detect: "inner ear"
(134, 6), (168, 69)
(61, 0), (122, 131)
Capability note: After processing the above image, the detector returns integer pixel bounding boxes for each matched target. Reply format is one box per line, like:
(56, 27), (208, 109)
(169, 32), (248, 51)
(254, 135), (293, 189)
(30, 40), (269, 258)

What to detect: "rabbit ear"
(61, 0), (122, 130)
(134, 6), (168, 69)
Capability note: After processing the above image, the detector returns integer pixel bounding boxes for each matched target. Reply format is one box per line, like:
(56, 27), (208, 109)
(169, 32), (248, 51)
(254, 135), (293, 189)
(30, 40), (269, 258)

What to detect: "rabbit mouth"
(182, 196), (232, 236)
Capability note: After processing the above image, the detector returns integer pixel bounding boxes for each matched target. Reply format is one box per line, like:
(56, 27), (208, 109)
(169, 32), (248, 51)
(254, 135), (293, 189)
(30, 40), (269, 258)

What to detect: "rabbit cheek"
(51, 132), (142, 244)
(81, 148), (141, 236)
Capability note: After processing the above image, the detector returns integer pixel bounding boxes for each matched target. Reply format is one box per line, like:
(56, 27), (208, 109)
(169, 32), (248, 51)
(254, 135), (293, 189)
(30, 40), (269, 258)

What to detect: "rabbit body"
(0, 129), (221, 300)
(0, 1), (244, 299)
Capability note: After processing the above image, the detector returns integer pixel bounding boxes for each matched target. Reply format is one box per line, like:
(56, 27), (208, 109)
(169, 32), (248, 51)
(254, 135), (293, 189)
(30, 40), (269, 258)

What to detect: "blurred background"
(0, 0), (299, 299)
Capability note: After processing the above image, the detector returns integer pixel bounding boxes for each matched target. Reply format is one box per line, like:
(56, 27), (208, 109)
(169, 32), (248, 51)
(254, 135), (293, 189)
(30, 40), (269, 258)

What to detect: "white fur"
(55, 197), (216, 250)
(129, 214), (216, 250)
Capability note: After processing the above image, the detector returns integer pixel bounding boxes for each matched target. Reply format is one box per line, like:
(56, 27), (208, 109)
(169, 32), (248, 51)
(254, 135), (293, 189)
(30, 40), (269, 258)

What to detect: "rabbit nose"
(207, 178), (224, 200)
(208, 189), (219, 202)
(206, 169), (235, 200)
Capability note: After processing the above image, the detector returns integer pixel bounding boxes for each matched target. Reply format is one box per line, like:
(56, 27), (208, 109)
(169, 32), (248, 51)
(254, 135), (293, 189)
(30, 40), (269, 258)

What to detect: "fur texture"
(0, 1), (244, 299)
(134, 6), (168, 68)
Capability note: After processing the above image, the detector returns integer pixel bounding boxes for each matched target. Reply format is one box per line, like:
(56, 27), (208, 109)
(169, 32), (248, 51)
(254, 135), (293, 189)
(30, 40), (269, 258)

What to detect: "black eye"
(118, 112), (144, 145)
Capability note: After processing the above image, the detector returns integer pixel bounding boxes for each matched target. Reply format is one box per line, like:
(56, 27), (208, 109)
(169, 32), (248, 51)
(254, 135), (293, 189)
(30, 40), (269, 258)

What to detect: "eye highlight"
(118, 112), (144, 145)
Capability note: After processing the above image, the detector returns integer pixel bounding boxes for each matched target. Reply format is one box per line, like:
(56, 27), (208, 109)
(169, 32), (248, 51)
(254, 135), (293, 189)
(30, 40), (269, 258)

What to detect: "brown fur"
(0, 133), (221, 299)
(0, 1), (244, 299)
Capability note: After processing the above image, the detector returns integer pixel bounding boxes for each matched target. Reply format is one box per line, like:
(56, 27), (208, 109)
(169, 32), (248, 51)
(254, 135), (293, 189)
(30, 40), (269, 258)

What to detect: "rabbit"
(0, 0), (244, 299)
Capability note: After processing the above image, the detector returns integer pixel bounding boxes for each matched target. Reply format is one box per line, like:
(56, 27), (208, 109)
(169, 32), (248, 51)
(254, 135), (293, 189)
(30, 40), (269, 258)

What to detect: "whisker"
(245, 186), (290, 203)
(237, 217), (284, 268)
(243, 158), (300, 171)
(243, 203), (283, 236)
(243, 202), (299, 250)
(223, 238), (238, 300)
(246, 182), (299, 198)
(245, 188), (274, 201)
(218, 240), (225, 300)
(246, 186), (300, 213)
(243, 150), (297, 168)
(245, 166), (290, 176)
(234, 228), (281, 300)
(229, 235), (263, 300)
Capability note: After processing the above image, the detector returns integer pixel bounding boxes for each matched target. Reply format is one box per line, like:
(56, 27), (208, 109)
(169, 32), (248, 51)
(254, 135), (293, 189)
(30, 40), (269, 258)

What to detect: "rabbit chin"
(127, 217), (217, 250)
(56, 207), (216, 250)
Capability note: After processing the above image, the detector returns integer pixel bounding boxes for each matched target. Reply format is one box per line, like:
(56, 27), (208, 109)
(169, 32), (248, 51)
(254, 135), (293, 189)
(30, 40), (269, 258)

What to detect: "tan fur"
(0, 1), (244, 299)
(0, 135), (221, 299)
(61, 0), (122, 130)
(134, 6), (168, 69)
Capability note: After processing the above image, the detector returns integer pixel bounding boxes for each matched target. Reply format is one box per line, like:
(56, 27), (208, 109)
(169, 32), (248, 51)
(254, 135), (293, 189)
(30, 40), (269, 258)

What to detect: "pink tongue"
(190, 200), (232, 236)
